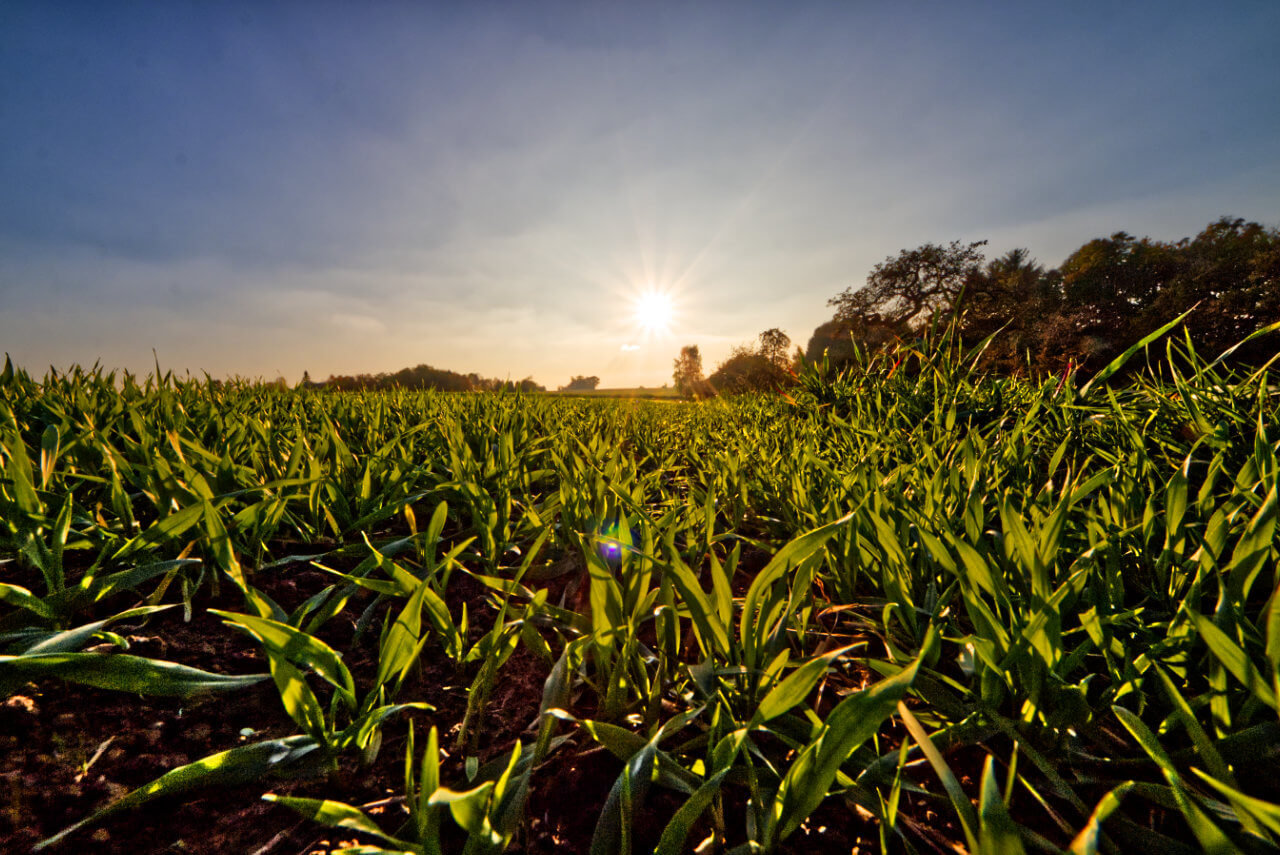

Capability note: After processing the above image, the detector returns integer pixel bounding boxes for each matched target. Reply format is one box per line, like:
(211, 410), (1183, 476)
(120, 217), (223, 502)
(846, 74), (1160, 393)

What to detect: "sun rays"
(632, 288), (675, 336)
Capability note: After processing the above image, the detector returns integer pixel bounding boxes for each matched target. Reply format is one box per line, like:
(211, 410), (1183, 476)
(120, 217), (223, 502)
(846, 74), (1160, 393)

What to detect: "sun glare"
(633, 290), (675, 336)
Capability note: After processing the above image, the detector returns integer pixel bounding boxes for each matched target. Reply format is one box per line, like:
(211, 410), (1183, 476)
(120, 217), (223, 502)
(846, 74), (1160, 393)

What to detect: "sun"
(633, 289), (675, 336)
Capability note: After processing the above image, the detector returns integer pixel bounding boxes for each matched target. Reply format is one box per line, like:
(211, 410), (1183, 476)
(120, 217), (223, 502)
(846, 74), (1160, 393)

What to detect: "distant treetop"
(321, 363), (545, 393)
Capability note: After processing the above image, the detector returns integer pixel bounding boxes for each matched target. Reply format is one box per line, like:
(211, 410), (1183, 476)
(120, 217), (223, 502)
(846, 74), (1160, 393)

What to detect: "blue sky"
(2, 2), (1278, 386)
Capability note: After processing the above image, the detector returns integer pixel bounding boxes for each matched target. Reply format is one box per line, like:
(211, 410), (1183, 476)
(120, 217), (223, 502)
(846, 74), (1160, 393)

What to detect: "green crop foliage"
(4, 322), (1279, 853)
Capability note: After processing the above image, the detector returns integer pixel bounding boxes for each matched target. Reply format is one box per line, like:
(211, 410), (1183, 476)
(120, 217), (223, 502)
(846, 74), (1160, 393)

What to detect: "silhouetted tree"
(829, 239), (988, 330)
(757, 328), (792, 369)
(673, 345), (713, 399)
(515, 377), (545, 393)
(321, 363), (546, 393)
(562, 375), (601, 391)
(960, 248), (1062, 373)
(1142, 217), (1280, 361)
(1042, 232), (1182, 371)
(805, 315), (908, 368)
(708, 348), (779, 393)
(708, 329), (796, 393)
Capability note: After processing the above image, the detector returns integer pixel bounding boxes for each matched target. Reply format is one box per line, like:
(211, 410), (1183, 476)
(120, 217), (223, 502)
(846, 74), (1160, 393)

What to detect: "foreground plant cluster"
(2, 328), (1278, 854)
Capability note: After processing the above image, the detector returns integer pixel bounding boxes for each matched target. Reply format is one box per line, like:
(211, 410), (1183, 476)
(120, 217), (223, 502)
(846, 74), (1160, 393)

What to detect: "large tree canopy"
(1143, 217), (1280, 356)
(812, 217), (1279, 376)
(828, 239), (988, 329)
(959, 248), (1061, 372)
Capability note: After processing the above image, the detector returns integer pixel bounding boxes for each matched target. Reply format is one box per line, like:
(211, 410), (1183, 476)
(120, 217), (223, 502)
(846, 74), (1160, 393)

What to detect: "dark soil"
(0, 556), (577, 855)
(2, 592), (310, 854)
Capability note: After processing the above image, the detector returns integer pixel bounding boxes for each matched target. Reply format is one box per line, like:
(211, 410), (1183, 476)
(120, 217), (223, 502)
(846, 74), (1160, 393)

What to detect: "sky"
(2, 2), (1278, 388)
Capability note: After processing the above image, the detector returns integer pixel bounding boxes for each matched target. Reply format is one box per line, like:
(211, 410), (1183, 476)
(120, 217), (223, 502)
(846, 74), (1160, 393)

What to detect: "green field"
(544, 386), (682, 400)
(2, 328), (1278, 854)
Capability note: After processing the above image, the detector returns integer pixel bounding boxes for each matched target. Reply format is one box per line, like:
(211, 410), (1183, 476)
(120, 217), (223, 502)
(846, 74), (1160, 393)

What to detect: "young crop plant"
(266, 724), (541, 854)
(35, 575), (439, 848)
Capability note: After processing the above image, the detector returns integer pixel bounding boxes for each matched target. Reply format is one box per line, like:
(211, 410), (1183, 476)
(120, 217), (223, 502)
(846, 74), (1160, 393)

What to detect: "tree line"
(676, 216), (1279, 396)
(560, 375), (600, 391)
(316, 364), (545, 393)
